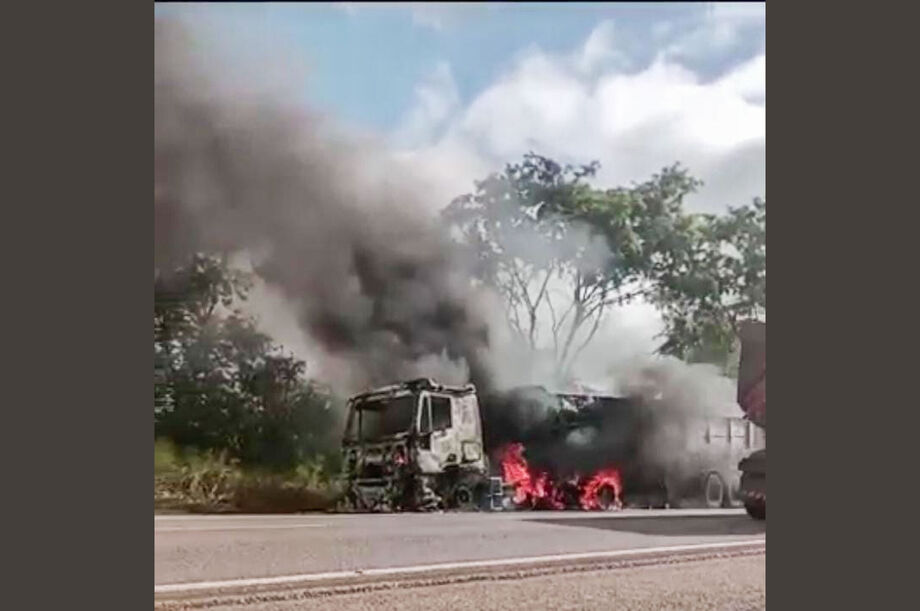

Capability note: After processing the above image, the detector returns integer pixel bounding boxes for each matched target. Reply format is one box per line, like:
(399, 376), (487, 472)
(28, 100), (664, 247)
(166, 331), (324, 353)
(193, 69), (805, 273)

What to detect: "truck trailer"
(493, 387), (763, 509)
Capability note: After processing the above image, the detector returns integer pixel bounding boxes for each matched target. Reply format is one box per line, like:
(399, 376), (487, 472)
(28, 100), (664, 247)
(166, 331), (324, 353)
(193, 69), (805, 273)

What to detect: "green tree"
(154, 254), (342, 471)
(650, 198), (766, 370)
(444, 155), (603, 374)
(445, 153), (765, 377)
(444, 154), (705, 381)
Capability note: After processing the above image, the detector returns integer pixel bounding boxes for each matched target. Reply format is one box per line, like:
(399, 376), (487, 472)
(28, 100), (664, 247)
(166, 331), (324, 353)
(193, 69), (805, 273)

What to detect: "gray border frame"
(5, 1), (152, 608)
(9, 1), (900, 608)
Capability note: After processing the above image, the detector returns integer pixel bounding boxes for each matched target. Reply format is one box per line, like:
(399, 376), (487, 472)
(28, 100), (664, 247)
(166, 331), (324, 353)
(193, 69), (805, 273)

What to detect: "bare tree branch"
(509, 263), (539, 348)
(563, 307), (607, 379)
(545, 291), (561, 361)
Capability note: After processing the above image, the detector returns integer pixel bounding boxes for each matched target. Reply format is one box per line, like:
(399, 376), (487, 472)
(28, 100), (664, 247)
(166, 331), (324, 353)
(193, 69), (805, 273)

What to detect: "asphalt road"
(155, 509), (763, 585)
(156, 508), (765, 609)
(210, 555), (766, 611)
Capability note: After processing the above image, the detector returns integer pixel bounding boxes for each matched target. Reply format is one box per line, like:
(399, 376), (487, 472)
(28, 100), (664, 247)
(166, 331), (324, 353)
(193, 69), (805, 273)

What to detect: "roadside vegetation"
(154, 254), (346, 512)
(154, 440), (343, 513)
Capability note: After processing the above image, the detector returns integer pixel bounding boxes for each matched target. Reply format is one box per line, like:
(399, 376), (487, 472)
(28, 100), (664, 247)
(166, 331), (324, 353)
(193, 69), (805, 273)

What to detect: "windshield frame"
(344, 391), (420, 442)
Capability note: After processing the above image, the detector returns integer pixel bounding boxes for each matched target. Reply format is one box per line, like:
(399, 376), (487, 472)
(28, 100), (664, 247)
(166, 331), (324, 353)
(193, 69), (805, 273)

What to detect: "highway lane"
(155, 509), (765, 589)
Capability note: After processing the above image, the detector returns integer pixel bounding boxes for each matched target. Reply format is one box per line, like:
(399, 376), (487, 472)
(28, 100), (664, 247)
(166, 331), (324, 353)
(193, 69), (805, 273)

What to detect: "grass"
(154, 440), (343, 513)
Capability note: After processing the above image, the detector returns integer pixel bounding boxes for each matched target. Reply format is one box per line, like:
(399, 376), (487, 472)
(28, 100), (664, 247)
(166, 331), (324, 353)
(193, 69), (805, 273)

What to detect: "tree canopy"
(154, 254), (342, 471)
(444, 153), (765, 376)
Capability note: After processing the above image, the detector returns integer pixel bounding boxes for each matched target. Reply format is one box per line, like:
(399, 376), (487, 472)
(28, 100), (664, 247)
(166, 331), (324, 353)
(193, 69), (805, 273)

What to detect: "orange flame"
(499, 442), (621, 511)
(579, 468), (623, 510)
(499, 443), (534, 505)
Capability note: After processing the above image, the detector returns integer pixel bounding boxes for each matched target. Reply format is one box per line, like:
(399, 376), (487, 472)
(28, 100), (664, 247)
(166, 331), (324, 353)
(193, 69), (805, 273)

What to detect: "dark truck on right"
(737, 320), (766, 520)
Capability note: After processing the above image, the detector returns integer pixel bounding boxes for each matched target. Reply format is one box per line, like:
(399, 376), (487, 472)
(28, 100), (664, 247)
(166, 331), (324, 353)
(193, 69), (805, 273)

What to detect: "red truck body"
(737, 320), (766, 519)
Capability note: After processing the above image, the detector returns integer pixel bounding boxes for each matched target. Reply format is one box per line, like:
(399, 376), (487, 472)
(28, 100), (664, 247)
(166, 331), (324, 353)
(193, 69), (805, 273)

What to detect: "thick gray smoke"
(481, 354), (748, 498)
(155, 19), (748, 484)
(155, 19), (492, 393)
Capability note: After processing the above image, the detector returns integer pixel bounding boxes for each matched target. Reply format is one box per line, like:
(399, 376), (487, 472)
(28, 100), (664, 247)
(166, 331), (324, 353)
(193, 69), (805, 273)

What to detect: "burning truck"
(337, 377), (764, 513)
(485, 386), (762, 511)
(339, 379), (493, 512)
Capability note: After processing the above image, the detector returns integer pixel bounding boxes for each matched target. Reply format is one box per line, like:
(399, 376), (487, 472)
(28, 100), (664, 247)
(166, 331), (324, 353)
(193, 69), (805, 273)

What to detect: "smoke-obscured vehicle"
(339, 378), (493, 512)
(492, 387), (764, 509)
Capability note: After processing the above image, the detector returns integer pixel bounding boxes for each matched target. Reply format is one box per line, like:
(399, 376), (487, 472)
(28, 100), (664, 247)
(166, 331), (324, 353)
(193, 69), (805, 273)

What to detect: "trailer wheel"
(745, 500), (766, 520)
(703, 472), (726, 509)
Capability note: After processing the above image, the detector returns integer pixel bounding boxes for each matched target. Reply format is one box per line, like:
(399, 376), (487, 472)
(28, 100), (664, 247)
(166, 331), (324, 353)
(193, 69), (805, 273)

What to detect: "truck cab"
(340, 378), (490, 512)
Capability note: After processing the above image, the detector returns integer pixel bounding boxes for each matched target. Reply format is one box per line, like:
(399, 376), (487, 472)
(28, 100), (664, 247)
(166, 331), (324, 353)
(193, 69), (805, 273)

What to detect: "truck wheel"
(703, 472), (725, 509)
(450, 475), (488, 512)
(452, 484), (476, 511)
(745, 500), (766, 520)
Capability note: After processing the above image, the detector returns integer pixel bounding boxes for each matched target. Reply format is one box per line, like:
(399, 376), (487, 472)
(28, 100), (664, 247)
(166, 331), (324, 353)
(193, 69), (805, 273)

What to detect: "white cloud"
(394, 21), (765, 214)
(575, 20), (631, 75)
(716, 53), (765, 104)
(410, 4), (446, 31)
(333, 3), (358, 17)
(709, 2), (766, 23)
(391, 61), (461, 148)
(665, 2), (765, 65)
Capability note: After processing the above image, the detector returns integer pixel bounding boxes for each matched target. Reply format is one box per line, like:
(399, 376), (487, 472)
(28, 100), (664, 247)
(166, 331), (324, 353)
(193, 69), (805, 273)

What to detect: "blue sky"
(156, 3), (764, 216)
(155, 3), (764, 133)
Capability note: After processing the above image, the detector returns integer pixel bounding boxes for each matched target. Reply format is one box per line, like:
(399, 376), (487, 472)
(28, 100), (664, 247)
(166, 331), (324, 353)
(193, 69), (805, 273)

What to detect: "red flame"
(499, 443), (535, 505)
(499, 443), (622, 511)
(579, 468), (623, 510)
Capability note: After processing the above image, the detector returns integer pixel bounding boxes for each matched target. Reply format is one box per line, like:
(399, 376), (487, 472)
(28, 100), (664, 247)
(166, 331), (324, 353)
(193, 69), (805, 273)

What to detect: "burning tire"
(703, 472), (726, 509)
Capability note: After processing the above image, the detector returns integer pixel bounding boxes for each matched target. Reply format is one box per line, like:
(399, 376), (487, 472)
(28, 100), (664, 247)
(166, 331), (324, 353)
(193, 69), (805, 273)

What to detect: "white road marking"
(155, 514), (329, 521)
(155, 538), (765, 594)
(157, 524), (327, 533)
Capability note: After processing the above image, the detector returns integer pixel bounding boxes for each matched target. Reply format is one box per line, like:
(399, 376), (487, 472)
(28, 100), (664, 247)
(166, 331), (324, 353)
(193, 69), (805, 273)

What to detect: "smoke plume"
(155, 19), (492, 393)
(155, 19), (748, 477)
(480, 353), (747, 492)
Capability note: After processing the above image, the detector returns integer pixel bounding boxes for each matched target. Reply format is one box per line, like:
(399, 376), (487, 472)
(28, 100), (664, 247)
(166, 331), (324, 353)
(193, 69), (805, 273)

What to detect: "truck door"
(417, 392), (461, 472)
(455, 394), (484, 466)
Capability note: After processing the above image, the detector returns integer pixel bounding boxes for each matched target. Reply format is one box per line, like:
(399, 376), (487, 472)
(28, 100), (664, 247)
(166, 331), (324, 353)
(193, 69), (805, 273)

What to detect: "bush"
(155, 254), (346, 474)
(154, 440), (342, 513)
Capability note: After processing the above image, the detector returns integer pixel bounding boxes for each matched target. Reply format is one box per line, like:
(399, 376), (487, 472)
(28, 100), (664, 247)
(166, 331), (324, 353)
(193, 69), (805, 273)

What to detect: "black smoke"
(155, 19), (492, 392)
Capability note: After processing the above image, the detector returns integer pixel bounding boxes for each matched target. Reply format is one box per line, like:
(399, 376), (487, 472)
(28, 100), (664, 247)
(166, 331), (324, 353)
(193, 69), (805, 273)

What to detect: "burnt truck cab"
(339, 378), (491, 512)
